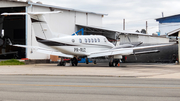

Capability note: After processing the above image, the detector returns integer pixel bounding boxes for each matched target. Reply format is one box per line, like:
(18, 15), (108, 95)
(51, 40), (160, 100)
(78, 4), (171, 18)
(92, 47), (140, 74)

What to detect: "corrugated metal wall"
(118, 35), (138, 43)
(117, 34), (169, 44)
(159, 23), (180, 35)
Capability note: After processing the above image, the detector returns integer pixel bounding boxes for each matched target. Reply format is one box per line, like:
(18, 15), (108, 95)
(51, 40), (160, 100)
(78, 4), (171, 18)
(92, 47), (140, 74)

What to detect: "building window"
(79, 39), (82, 43)
(72, 39), (75, 43)
(85, 38), (87, 43)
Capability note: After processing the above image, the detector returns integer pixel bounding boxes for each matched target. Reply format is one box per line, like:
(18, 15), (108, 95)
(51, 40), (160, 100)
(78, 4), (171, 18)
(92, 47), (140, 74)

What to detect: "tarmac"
(0, 63), (180, 79)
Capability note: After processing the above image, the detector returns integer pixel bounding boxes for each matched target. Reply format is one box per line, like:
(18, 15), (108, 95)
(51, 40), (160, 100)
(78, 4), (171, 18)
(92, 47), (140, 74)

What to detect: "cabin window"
(97, 38), (100, 42)
(94, 38), (97, 42)
(88, 38), (91, 43)
(91, 38), (94, 43)
(79, 39), (82, 43)
(85, 38), (87, 43)
(104, 38), (107, 42)
(72, 39), (75, 43)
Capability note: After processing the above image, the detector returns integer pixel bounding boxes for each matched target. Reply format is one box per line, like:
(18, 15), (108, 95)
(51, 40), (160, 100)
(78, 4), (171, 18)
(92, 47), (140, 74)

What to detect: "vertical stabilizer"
(28, 11), (62, 40)
(30, 14), (53, 39)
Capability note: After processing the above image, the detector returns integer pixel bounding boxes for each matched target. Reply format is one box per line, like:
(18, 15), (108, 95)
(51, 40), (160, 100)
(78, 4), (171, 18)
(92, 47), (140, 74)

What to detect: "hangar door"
(0, 7), (26, 59)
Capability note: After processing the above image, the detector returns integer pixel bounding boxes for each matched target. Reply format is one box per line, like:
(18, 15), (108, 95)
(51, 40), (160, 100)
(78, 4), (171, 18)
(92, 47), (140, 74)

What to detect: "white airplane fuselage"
(37, 35), (115, 56)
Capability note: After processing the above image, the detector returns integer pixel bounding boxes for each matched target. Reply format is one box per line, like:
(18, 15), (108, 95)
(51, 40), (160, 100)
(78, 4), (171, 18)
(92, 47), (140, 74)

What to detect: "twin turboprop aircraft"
(1, 11), (177, 66)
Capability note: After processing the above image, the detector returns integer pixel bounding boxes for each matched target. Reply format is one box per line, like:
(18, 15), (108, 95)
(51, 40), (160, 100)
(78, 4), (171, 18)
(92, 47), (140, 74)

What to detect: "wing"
(132, 43), (176, 50)
(13, 45), (73, 58)
(88, 43), (176, 58)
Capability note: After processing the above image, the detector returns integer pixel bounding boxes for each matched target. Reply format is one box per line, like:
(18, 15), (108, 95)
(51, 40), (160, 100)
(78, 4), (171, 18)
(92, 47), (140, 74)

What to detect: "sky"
(32, 0), (180, 34)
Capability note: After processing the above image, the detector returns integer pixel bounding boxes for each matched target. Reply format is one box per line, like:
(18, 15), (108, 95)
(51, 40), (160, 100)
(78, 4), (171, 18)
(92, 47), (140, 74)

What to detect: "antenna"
(146, 21), (148, 34)
(123, 19), (125, 30)
(162, 12), (164, 17)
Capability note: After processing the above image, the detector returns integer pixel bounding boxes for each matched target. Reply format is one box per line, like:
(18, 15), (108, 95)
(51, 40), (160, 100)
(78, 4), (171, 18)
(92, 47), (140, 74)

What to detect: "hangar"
(0, 0), (107, 60)
(0, 6), (25, 59)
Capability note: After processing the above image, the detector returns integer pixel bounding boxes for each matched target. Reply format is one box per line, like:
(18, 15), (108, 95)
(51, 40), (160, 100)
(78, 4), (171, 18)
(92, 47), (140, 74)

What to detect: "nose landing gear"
(71, 57), (78, 66)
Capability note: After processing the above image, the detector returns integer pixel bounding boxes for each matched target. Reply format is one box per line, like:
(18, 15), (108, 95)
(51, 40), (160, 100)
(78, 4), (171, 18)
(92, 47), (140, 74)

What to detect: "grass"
(0, 59), (25, 65)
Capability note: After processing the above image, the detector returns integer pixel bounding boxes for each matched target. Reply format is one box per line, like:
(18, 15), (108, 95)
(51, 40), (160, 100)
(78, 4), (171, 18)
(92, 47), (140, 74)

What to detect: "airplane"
(1, 11), (177, 67)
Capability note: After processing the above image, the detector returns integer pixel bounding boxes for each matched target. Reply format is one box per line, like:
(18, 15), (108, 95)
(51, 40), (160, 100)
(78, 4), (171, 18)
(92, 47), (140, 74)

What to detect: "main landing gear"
(57, 58), (66, 66)
(109, 59), (119, 67)
(86, 57), (89, 64)
(94, 60), (96, 64)
(71, 57), (78, 66)
(57, 61), (66, 66)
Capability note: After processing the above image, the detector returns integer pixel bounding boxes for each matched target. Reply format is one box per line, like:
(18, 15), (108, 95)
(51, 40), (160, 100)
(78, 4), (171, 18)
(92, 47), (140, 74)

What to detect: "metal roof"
(3, 0), (107, 15)
(156, 14), (180, 23)
(167, 28), (180, 36)
(29, 2), (107, 16)
(156, 14), (180, 20)
(76, 24), (152, 36)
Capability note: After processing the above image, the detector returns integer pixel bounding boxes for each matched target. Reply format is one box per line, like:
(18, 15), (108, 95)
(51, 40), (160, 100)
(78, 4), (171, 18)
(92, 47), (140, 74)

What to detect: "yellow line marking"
(0, 84), (180, 89)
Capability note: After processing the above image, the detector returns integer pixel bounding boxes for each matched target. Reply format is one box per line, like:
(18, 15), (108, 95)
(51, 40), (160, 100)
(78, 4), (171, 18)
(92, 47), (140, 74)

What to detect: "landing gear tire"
(109, 59), (119, 67)
(94, 60), (96, 64)
(57, 61), (66, 66)
(74, 61), (78, 66)
(109, 62), (111, 67)
(112, 62), (116, 67)
(109, 62), (115, 67)
(71, 61), (74, 66)
(86, 58), (89, 64)
(63, 62), (66, 66)
(115, 63), (118, 67)
(71, 57), (78, 66)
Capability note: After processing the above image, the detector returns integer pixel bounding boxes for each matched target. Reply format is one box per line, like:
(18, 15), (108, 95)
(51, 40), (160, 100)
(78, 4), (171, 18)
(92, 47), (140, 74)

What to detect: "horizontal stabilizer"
(13, 44), (73, 58)
(37, 49), (73, 58)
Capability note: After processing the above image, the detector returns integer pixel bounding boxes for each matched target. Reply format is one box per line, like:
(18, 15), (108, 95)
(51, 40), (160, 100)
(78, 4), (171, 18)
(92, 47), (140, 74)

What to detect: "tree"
(140, 29), (146, 34)
(136, 30), (140, 33)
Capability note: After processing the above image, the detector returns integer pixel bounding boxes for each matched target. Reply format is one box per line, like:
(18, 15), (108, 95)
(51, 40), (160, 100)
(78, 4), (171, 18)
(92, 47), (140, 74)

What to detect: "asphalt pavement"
(0, 75), (180, 101)
(0, 63), (180, 79)
(0, 63), (180, 101)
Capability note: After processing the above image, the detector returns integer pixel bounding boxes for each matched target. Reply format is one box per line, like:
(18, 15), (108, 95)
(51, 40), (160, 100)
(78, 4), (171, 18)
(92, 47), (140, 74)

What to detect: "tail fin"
(28, 11), (62, 39)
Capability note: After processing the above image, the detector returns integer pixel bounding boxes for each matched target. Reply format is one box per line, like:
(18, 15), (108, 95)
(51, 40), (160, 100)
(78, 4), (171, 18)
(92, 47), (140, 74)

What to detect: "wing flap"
(88, 48), (133, 58)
